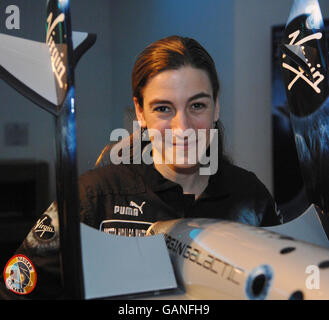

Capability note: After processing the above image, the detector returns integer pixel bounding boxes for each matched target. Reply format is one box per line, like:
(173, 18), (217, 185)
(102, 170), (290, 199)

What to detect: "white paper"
(80, 223), (177, 299)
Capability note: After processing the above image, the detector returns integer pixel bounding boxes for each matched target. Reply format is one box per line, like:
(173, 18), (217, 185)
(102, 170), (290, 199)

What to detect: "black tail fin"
(46, 0), (73, 111)
(280, 0), (329, 239)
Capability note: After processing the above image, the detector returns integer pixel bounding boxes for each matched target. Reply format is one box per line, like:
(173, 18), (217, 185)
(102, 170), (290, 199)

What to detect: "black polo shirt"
(78, 160), (281, 238)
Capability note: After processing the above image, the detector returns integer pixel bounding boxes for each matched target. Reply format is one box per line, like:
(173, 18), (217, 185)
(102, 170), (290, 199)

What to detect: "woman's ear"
(133, 97), (147, 128)
(214, 96), (220, 122)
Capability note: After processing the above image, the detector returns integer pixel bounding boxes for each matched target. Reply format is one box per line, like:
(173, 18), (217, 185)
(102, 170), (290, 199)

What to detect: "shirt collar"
(136, 162), (179, 192)
(134, 161), (231, 198)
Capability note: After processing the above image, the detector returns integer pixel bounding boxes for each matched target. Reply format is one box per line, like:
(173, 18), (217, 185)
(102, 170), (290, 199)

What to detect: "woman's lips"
(172, 138), (197, 146)
(173, 142), (197, 147)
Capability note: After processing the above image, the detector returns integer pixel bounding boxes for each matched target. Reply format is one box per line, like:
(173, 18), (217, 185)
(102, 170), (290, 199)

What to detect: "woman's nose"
(172, 111), (190, 131)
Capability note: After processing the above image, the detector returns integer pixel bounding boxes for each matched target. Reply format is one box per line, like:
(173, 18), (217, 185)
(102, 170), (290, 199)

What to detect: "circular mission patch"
(3, 254), (37, 295)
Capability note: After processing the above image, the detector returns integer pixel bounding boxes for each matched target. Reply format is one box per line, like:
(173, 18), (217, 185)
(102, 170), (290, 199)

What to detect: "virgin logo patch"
(33, 214), (55, 241)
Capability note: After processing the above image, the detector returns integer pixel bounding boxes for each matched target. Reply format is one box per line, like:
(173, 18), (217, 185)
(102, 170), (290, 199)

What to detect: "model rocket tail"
(280, 0), (329, 238)
(281, 0), (329, 116)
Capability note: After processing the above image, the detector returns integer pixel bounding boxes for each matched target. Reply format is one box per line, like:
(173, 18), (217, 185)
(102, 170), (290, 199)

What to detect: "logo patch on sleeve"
(3, 255), (37, 295)
(33, 214), (56, 241)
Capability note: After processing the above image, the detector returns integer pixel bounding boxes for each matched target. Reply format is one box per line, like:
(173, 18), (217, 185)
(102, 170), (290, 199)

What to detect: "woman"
(0, 36), (281, 299)
(88, 35), (281, 236)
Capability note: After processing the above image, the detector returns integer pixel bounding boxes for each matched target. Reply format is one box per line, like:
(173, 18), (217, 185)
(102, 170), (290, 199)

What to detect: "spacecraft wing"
(0, 30), (95, 115)
(0, 33), (58, 113)
(265, 204), (329, 248)
(72, 31), (96, 67)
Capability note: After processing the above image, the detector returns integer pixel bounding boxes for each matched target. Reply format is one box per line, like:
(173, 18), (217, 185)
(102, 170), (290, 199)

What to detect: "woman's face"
(134, 66), (220, 171)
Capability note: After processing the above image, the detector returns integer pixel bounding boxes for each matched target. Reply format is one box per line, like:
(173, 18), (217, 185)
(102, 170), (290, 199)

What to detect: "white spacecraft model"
(145, 210), (329, 300)
(80, 204), (329, 300)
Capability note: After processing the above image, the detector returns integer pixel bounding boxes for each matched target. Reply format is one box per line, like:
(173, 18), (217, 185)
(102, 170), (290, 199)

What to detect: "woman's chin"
(167, 162), (200, 174)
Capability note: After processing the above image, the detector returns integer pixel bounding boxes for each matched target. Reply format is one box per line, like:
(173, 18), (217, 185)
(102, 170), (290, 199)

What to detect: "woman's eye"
(191, 103), (206, 110)
(154, 106), (171, 112)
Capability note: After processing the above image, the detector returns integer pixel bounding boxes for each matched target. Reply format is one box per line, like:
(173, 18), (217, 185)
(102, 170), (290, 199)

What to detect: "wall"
(70, 0), (112, 174)
(109, 0), (235, 154)
(0, 0), (56, 199)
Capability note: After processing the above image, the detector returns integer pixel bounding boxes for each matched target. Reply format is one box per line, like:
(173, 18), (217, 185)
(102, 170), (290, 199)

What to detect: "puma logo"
(130, 201), (146, 214)
(114, 201), (146, 217)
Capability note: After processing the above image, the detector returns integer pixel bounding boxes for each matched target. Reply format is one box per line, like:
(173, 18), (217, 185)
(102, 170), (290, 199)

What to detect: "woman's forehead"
(142, 66), (213, 102)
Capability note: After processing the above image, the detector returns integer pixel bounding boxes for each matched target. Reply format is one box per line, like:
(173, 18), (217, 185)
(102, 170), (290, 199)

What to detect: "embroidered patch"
(24, 202), (60, 253)
(3, 255), (37, 295)
(33, 214), (55, 241)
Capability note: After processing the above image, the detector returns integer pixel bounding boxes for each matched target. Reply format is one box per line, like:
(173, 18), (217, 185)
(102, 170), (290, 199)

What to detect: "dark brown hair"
(132, 35), (220, 107)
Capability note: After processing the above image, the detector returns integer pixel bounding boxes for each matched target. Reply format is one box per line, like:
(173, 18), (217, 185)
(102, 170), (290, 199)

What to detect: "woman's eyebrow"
(188, 92), (212, 102)
(149, 92), (212, 106)
(149, 99), (173, 106)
